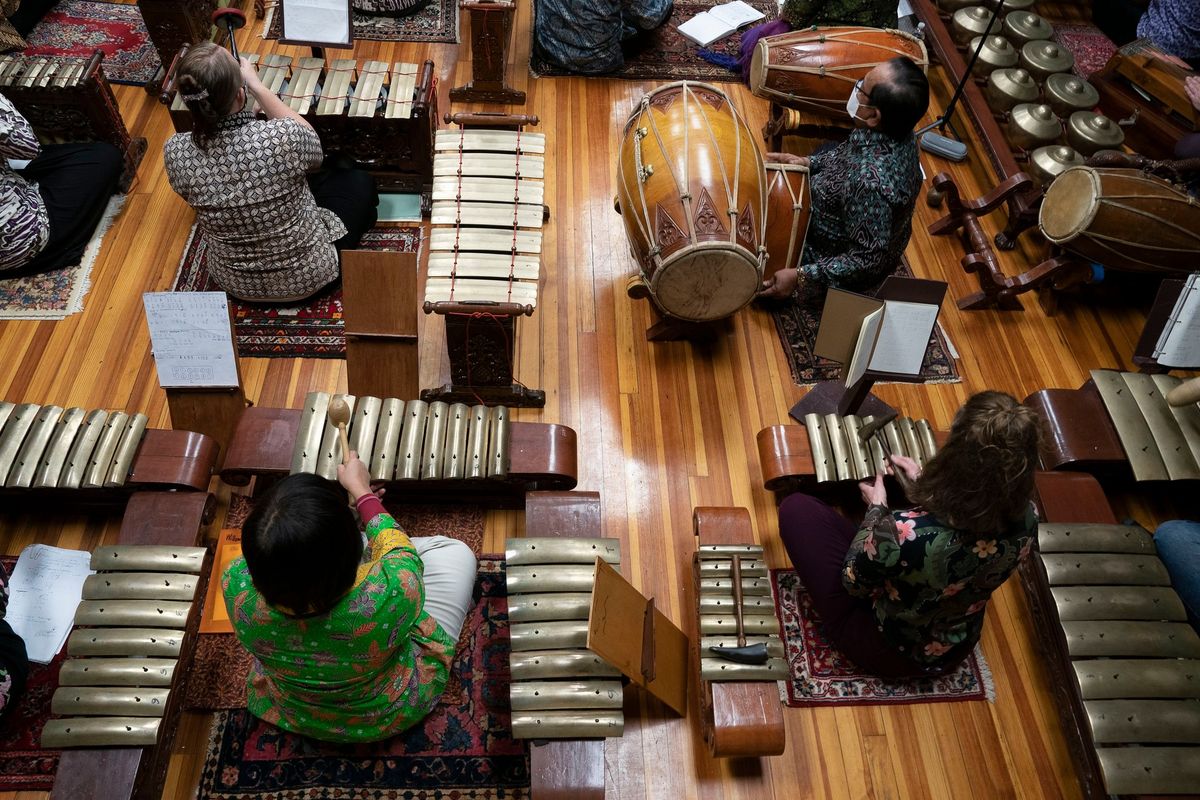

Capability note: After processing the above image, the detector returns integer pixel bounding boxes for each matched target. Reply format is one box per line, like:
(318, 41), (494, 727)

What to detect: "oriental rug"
(170, 225), (421, 358)
(22, 0), (160, 85)
(262, 0), (458, 43)
(768, 261), (961, 385)
(771, 568), (996, 707)
(1052, 23), (1118, 81)
(0, 557), (63, 793)
(0, 195), (125, 320)
(529, 0), (776, 83)
(196, 559), (530, 799)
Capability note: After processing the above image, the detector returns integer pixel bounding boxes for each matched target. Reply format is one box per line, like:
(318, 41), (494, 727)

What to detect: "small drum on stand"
(616, 81), (768, 330)
(1039, 166), (1200, 274)
(763, 163), (812, 282)
(749, 27), (929, 118)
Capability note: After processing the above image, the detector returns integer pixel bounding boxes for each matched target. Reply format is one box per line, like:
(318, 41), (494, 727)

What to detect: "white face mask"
(846, 90), (860, 120)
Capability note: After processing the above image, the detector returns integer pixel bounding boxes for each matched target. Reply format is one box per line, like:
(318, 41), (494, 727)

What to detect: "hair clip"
(181, 88), (210, 102)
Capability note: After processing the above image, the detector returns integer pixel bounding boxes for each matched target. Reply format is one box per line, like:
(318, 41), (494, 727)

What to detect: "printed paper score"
(143, 292), (240, 388)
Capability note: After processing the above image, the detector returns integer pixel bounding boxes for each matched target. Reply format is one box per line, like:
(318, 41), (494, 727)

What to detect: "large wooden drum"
(1039, 166), (1200, 273)
(617, 81), (767, 323)
(763, 163), (812, 281)
(749, 27), (929, 118)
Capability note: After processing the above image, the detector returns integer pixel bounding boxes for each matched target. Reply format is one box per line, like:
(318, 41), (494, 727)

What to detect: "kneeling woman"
(778, 391), (1041, 678)
(164, 42), (378, 302)
(223, 454), (477, 741)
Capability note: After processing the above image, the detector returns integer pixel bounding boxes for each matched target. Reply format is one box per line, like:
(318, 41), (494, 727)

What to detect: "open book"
(1153, 273), (1200, 369)
(677, 1), (765, 47)
(813, 288), (941, 388)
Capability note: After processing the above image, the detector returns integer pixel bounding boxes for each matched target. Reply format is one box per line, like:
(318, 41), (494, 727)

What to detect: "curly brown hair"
(906, 391), (1044, 535)
(176, 42), (242, 150)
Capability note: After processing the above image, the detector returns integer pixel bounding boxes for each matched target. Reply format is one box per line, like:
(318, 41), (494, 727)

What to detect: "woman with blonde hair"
(777, 391), (1043, 677)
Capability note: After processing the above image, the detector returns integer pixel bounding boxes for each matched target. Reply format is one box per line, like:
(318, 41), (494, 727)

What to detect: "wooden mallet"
(857, 411), (914, 492)
(327, 396), (352, 466)
(211, 7), (246, 63)
(708, 555), (769, 665)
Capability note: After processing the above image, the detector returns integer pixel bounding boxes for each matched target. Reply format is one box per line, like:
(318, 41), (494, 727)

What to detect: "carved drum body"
(1039, 166), (1200, 274)
(617, 82), (767, 323)
(763, 163), (812, 281)
(748, 27), (929, 117)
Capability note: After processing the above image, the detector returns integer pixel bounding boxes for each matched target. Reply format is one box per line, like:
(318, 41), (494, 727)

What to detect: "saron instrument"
(617, 81), (768, 323)
(748, 27), (929, 118)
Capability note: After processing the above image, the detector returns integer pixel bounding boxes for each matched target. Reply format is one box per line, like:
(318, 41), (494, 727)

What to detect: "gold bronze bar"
(317, 394), (356, 481)
(506, 565), (597, 595)
(370, 398), (405, 481)
(511, 710), (623, 739)
(1051, 586), (1186, 622)
(883, 420), (904, 464)
(510, 680), (623, 711)
(823, 413), (852, 481)
(699, 577), (770, 596)
(1087, 699), (1200, 744)
(804, 413), (834, 483)
(698, 595), (775, 614)
(697, 544), (763, 559)
(1097, 746), (1200, 796)
(41, 717), (161, 748)
(420, 401), (450, 479)
(843, 415), (872, 480)
(51, 687), (171, 718)
(347, 395), (382, 470)
(1042, 554), (1170, 587)
(73, 600), (193, 629)
(506, 537), (621, 565)
(397, 399), (429, 480)
(699, 613), (780, 637)
(914, 418), (938, 463)
(0, 401), (14, 433)
(509, 620), (590, 651)
(1063, 621), (1200, 659)
(105, 412), (148, 487)
(1092, 369), (1169, 481)
(861, 416), (887, 474)
(467, 404), (488, 478)
(82, 572), (200, 602)
(489, 405), (510, 478)
(509, 649), (622, 680)
(291, 391), (330, 475)
(58, 658), (177, 687)
(1074, 659), (1200, 700)
(896, 417), (923, 467)
(90, 545), (207, 573)
(6, 404), (63, 488)
(67, 628), (183, 658)
(700, 657), (788, 682)
(82, 411), (128, 489)
(0, 402), (40, 484)
(1122, 371), (1200, 480)
(441, 403), (470, 479)
(1037, 523), (1155, 554)
(698, 559), (766, 579)
(699, 635), (786, 660)
(508, 592), (595, 622)
(36, 408), (87, 487)
(60, 409), (107, 489)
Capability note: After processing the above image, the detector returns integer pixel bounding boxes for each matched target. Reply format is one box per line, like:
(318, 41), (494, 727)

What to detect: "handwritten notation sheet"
(143, 292), (240, 389)
(6, 544), (94, 663)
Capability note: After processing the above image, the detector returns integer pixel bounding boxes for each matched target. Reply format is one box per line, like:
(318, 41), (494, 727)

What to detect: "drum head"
(1039, 166), (1099, 243)
(748, 41), (768, 95)
(650, 246), (761, 322)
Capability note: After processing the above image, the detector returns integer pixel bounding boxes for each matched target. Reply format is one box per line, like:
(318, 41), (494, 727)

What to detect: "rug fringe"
(974, 643), (997, 703)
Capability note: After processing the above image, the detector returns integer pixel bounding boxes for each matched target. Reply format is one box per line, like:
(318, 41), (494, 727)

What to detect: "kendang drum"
(749, 27), (929, 118)
(1039, 166), (1200, 273)
(617, 82), (768, 323)
(763, 163), (812, 281)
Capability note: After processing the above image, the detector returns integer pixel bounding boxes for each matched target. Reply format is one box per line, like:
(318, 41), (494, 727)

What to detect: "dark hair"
(240, 473), (362, 616)
(176, 42), (242, 150)
(907, 391), (1044, 535)
(870, 56), (929, 139)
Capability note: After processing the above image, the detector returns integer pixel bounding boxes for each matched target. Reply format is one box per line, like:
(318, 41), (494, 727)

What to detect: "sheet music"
(845, 307), (885, 388)
(6, 544), (94, 664)
(868, 300), (939, 375)
(282, 0), (352, 46)
(143, 292), (240, 388)
(1155, 273), (1200, 368)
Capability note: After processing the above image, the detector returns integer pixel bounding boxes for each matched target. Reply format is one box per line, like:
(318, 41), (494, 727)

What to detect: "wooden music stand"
(449, 0), (525, 106)
(343, 250), (419, 400)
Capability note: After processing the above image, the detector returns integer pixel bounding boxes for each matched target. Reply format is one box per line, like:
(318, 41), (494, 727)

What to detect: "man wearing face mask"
(758, 56), (929, 306)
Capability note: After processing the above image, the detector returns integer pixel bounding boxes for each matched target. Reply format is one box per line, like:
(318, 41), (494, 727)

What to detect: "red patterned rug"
(197, 559), (529, 799)
(0, 556), (63, 792)
(772, 568), (995, 706)
(22, 0), (160, 85)
(1052, 23), (1118, 81)
(530, 0), (775, 82)
(170, 226), (421, 358)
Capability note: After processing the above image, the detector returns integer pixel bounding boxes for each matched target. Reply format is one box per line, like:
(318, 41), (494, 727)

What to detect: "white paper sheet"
(1155, 273), (1200, 368)
(6, 544), (94, 664)
(282, 0), (352, 46)
(868, 300), (940, 375)
(846, 307), (885, 388)
(143, 291), (240, 388)
(709, 0), (765, 28)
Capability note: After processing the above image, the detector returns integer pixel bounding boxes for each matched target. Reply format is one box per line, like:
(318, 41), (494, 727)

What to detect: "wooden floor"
(2, 3), (1194, 798)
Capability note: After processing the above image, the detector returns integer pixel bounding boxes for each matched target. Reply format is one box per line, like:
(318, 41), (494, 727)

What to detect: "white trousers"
(412, 536), (477, 642)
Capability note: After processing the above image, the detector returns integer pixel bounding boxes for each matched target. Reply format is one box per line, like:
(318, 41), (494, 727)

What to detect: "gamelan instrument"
(163, 51), (436, 198)
(220, 394), (577, 500)
(0, 51), (145, 192)
(1038, 167), (1200, 275)
(450, 0), (524, 105)
(505, 537), (624, 739)
(42, 544), (209, 750)
(423, 113), (545, 407)
(748, 27), (929, 118)
(692, 507), (785, 757)
(0, 401), (217, 498)
(1026, 370), (1200, 483)
(763, 162), (812, 281)
(617, 82), (768, 324)
(1092, 37), (1198, 159)
(1020, 471), (1200, 798)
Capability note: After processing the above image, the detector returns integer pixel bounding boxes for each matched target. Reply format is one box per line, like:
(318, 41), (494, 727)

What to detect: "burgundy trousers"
(777, 493), (948, 679)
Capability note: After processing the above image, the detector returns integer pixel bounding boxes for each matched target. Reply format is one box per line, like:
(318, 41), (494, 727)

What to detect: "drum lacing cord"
(507, 126), (522, 304)
(448, 124), (467, 301)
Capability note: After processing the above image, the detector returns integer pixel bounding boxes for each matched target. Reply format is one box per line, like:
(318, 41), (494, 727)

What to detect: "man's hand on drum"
(757, 266), (799, 300)
(765, 151), (809, 168)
